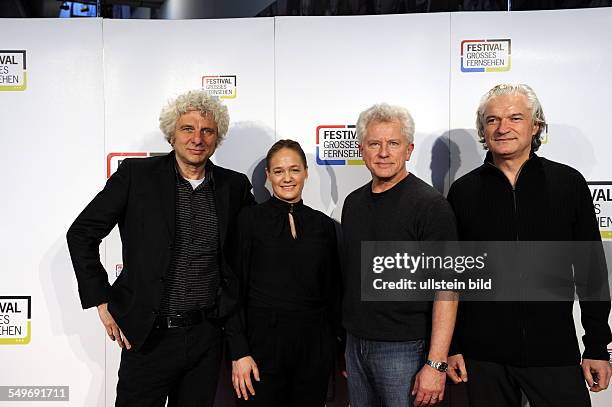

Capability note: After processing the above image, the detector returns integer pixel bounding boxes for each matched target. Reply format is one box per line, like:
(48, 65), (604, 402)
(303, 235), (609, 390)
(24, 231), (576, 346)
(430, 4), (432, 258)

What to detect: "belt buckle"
(167, 315), (182, 329)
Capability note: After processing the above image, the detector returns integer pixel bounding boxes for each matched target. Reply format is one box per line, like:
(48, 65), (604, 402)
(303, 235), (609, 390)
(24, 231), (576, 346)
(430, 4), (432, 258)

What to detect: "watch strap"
(426, 359), (448, 372)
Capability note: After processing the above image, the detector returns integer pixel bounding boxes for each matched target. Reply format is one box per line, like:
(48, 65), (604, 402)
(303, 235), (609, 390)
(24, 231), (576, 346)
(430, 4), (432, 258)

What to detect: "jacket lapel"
(214, 168), (229, 247)
(155, 152), (176, 241)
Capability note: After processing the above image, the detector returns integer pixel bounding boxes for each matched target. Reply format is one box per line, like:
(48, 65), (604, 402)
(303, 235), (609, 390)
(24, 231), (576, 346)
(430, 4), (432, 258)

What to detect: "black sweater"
(447, 153), (611, 366)
(341, 173), (458, 341)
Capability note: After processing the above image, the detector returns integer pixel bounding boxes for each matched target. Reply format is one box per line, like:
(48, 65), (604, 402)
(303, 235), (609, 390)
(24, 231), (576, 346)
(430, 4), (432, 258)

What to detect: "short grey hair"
(159, 89), (230, 145)
(356, 103), (415, 144)
(476, 83), (547, 151)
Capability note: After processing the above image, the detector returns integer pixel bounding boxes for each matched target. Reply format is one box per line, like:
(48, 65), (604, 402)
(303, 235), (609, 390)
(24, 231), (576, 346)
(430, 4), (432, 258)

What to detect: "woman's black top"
(226, 196), (339, 360)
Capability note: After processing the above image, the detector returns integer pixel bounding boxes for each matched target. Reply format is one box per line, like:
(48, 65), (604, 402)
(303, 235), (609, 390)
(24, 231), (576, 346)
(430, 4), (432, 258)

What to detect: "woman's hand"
(232, 356), (260, 400)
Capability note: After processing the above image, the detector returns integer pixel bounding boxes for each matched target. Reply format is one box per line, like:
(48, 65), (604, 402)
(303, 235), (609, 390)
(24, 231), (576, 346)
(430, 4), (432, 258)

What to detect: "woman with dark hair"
(227, 139), (339, 407)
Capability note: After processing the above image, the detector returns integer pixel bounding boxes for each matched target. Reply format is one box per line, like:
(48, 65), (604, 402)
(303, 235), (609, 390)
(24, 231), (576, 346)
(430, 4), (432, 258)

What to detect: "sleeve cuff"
(582, 345), (611, 361)
(227, 334), (250, 361)
(449, 340), (462, 356)
(78, 282), (110, 309)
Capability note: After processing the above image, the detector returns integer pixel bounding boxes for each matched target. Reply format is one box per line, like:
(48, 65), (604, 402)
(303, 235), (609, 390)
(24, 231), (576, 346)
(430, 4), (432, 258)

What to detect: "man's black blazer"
(67, 151), (255, 350)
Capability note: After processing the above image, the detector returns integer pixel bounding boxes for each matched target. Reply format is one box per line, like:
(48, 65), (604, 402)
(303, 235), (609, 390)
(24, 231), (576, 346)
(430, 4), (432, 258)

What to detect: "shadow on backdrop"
(448, 128), (484, 183)
(428, 133), (461, 195)
(215, 121), (275, 204)
(40, 238), (105, 407)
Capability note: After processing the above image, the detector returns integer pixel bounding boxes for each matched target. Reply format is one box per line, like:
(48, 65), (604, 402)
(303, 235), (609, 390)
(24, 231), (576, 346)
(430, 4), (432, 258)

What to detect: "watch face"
(427, 360), (449, 372)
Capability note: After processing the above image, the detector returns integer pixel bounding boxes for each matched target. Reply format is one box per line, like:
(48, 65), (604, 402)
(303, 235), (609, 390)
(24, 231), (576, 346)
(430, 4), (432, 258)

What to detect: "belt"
(154, 308), (205, 329)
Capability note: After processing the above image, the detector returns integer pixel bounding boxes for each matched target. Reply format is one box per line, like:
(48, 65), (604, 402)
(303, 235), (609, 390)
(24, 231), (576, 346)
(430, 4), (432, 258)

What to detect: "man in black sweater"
(446, 83), (612, 406)
(342, 103), (458, 407)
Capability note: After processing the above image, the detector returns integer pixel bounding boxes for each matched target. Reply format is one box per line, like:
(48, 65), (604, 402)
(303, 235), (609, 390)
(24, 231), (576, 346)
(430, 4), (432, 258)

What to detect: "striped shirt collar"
(174, 159), (216, 190)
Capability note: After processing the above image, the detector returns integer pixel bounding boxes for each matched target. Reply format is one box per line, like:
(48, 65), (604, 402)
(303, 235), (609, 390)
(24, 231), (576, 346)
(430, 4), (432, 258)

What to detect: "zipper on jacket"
(512, 188), (518, 240)
(486, 157), (531, 365)
(485, 159), (528, 241)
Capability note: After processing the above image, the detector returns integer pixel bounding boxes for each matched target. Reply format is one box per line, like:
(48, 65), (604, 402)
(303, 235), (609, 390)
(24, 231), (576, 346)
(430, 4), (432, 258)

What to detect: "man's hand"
(97, 303), (131, 350)
(340, 351), (348, 378)
(412, 364), (446, 406)
(232, 356), (260, 400)
(582, 358), (612, 392)
(447, 354), (468, 384)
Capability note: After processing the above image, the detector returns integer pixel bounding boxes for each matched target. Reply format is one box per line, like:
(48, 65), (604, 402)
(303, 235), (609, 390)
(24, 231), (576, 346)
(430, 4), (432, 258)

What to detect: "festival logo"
(0, 50), (27, 91)
(202, 75), (237, 99)
(588, 181), (612, 240)
(461, 39), (511, 73)
(106, 152), (166, 178)
(0, 296), (31, 345)
(316, 125), (363, 166)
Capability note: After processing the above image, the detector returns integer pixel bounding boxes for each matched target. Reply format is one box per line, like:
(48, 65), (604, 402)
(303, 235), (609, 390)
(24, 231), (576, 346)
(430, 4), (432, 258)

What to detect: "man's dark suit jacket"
(67, 151), (255, 350)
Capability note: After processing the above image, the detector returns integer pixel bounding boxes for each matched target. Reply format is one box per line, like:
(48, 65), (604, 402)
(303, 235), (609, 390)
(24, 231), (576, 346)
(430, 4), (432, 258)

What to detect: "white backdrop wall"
(1, 8), (611, 407)
(275, 13), (451, 220)
(449, 8), (612, 181)
(0, 18), (106, 407)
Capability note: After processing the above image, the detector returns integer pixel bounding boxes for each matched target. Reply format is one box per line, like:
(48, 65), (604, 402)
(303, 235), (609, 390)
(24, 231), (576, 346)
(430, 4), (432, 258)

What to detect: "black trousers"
(115, 319), (222, 407)
(465, 358), (591, 407)
(237, 307), (334, 407)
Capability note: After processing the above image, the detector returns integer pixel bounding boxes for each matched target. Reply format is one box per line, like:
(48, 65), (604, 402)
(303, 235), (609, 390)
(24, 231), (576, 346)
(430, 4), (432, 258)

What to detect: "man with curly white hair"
(67, 89), (255, 406)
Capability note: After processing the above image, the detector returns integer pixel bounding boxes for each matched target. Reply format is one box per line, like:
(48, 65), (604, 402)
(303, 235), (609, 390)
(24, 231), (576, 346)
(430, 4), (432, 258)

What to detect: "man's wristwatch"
(426, 360), (449, 372)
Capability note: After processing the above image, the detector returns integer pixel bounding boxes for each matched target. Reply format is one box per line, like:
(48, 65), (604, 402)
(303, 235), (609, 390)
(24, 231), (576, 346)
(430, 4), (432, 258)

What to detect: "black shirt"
(159, 162), (219, 315)
(226, 196), (339, 359)
(341, 173), (458, 341)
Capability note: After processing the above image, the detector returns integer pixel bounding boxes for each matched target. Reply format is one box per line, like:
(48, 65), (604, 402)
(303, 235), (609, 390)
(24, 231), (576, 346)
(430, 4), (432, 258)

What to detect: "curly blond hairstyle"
(159, 90), (229, 145)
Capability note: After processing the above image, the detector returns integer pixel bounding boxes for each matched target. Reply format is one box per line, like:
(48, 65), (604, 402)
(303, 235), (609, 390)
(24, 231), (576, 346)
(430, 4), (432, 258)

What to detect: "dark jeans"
(115, 319), (222, 407)
(345, 332), (426, 407)
(465, 358), (591, 407)
(236, 307), (333, 407)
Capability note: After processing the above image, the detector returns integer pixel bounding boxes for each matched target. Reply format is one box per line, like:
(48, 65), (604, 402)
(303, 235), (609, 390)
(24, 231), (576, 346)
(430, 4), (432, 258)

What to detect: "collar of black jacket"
(483, 150), (538, 166)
